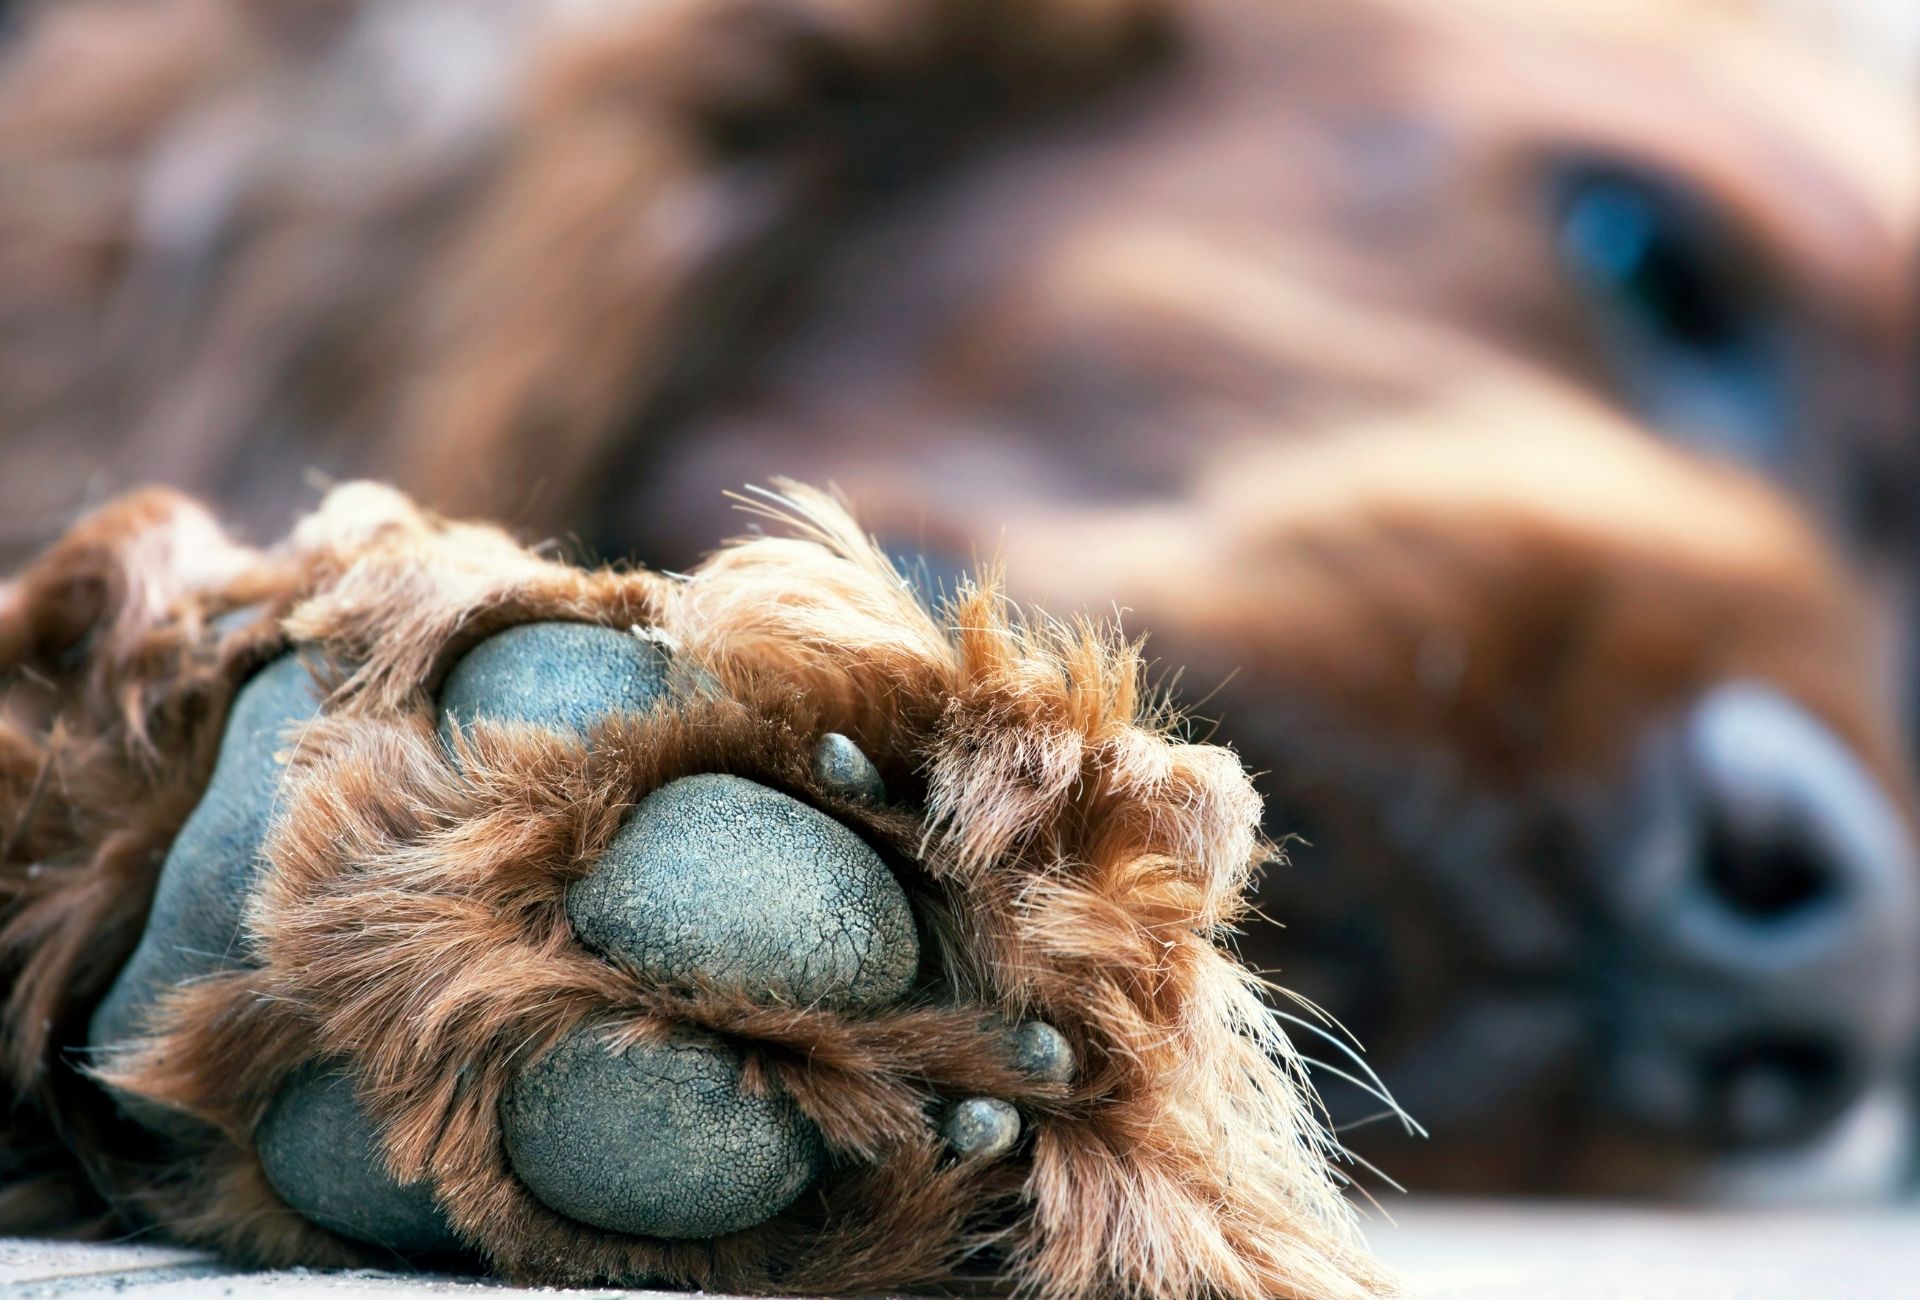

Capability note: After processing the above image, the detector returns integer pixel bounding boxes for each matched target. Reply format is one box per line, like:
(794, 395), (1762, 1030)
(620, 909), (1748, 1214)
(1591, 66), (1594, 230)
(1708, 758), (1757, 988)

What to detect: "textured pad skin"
(256, 1065), (463, 1257)
(502, 1030), (825, 1239)
(569, 773), (919, 1008)
(89, 653), (322, 1055)
(811, 732), (887, 805)
(943, 1097), (1021, 1159)
(438, 621), (673, 743)
(1010, 1021), (1076, 1084)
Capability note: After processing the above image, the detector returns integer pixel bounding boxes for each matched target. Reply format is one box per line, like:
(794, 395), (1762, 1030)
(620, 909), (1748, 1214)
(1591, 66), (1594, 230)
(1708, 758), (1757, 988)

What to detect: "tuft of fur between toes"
(0, 482), (1392, 1299)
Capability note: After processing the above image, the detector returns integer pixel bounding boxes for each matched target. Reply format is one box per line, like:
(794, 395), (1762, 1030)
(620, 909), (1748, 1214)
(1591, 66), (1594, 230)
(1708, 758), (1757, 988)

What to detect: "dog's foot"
(90, 621), (1070, 1253)
(8, 483), (1380, 1298)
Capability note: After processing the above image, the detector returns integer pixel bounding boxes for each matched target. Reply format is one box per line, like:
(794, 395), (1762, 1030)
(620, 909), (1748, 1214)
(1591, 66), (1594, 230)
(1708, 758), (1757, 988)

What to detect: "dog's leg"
(2, 483), (1392, 1299)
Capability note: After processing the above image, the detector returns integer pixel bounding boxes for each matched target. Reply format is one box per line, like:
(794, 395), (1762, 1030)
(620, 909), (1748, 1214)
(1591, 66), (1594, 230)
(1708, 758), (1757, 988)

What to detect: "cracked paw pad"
(256, 1065), (462, 1257)
(502, 1030), (825, 1238)
(568, 772), (918, 1008)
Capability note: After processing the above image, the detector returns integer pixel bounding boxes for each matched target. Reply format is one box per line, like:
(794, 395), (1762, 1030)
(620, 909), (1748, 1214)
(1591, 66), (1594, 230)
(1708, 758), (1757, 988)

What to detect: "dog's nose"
(1606, 682), (1920, 1149)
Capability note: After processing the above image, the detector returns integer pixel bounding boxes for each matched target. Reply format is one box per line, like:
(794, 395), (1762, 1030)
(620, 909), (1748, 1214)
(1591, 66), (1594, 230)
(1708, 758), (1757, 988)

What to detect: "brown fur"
(0, 0), (1913, 1196)
(3, 482), (1391, 1298)
(0, 0), (1170, 548)
(0, 490), (289, 1233)
(0, 0), (1907, 555)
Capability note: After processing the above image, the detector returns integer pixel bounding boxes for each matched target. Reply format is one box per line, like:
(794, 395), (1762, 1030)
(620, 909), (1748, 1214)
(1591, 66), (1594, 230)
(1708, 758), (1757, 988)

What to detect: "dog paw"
(28, 484), (1374, 1297)
(90, 620), (1071, 1254)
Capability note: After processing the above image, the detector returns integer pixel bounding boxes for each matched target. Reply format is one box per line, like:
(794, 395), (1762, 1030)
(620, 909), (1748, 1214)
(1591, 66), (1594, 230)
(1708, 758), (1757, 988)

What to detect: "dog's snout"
(1688, 684), (1904, 932)
(1606, 683), (1920, 1149)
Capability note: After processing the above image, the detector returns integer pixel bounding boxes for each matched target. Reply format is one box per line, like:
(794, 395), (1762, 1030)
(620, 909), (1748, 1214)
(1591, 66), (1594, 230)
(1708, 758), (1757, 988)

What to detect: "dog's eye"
(1557, 173), (1742, 356)
(1550, 163), (1785, 469)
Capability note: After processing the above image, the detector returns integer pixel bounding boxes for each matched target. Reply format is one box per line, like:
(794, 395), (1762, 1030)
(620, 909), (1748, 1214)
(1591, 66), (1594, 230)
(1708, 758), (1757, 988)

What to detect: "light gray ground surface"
(7, 1202), (1918, 1297)
(1374, 1201), (1920, 1298)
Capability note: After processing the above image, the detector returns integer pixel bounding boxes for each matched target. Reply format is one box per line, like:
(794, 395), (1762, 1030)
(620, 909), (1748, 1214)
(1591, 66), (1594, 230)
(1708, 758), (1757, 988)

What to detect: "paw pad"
(568, 772), (918, 1008)
(256, 1065), (462, 1257)
(941, 1097), (1022, 1160)
(502, 1030), (825, 1239)
(437, 621), (673, 742)
(89, 652), (323, 1083)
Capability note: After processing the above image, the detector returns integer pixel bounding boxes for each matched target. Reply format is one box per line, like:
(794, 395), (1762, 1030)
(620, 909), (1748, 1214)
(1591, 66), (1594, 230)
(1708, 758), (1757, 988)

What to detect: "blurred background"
(0, 0), (1915, 1209)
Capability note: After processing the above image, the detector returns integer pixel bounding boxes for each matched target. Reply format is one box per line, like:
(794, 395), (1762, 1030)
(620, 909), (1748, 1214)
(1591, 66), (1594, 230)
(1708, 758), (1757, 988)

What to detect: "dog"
(0, 0), (1914, 1201)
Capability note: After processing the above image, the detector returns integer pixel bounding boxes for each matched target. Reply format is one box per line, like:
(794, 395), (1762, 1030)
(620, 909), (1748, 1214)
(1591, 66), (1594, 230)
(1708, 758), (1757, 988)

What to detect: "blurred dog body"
(1, 0), (1916, 1197)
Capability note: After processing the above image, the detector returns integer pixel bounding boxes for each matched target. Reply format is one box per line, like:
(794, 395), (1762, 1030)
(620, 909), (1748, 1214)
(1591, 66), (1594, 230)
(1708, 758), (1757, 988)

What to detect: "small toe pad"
(942, 1097), (1022, 1160)
(1011, 1021), (1076, 1084)
(811, 732), (886, 804)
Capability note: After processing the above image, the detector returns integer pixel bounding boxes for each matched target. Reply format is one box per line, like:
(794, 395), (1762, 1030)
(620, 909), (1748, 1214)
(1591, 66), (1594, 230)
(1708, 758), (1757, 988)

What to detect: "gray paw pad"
(502, 1030), (824, 1238)
(568, 773), (919, 1008)
(90, 652), (323, 1082)
(812, 732), (886, 805)
(942, 1097), (1022, 1160)
(1011, 1021), (1075, 1084)
(438, 621), (673, 744)
(256, 1065), (461, 1256)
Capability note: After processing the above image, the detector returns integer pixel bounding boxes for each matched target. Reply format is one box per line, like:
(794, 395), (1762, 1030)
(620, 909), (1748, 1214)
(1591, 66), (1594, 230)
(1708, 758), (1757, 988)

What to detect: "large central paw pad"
(569, 773), (918, 1009)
